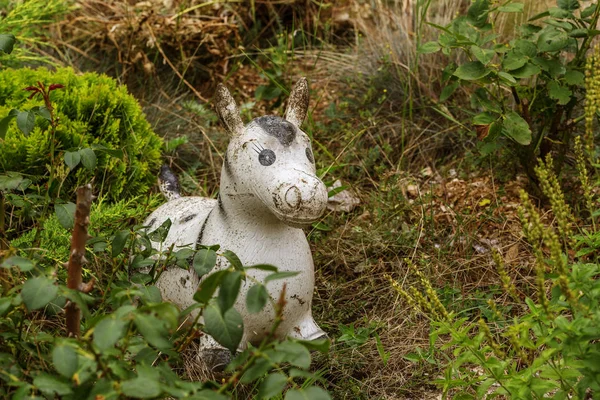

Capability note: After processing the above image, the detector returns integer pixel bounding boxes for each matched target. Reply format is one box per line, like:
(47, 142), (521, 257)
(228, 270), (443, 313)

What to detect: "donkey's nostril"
(285, 186), (301, 208)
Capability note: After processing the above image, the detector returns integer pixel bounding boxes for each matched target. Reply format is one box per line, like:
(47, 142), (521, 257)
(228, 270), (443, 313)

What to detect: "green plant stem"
(575, 3), (600, 65)
(217, 284), (287, 394)
(0, 191), (7, 250)
(30, 105), (58, 252)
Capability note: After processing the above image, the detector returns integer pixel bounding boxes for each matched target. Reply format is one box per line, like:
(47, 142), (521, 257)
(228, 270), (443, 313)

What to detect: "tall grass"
(0, 0), (72, 67)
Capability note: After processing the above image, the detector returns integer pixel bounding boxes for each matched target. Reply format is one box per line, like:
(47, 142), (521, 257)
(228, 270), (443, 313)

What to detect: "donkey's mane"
(250, 115), (296, 146)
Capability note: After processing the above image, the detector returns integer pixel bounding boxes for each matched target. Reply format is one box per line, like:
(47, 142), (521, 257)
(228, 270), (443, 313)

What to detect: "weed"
(393, 162), (600, 399)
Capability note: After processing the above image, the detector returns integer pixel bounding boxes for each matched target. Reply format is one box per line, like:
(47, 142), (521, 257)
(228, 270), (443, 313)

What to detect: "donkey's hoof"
(199, 348), (232, 372)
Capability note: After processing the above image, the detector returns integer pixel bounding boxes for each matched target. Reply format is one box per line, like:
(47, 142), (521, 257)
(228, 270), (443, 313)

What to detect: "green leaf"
(139, 285), (162, 304)
(240, 358), (274, 384)
(454, 61), (490, 80)
(453, 394), (476, 400)
(548, 80), (572, 104)
(148, 218), (171, 243)
(217, 270), (242, 312)
(557, 0), (579, 10)
(502, 52), (528, 70)
(498, 3), (524, 12)
(52, 343), (78, 378)
(34, 106), (51, 121)
(0, 34), (16, 54)
(467, 0), (490, 28)
(471, 45), (495, 64)
(533, 57), (566, 78)
(0, 297), (12, 317)
(246, 284), (269, 314)
(258, 372), (288, 399)
(275, 341), (311, 369)
(546, 19), (573, 30)
(529, 10), (550, 21)
(417, 41), (441, 54)
(22, 277), (58, 310)
(79, 148), (97, 170)
(285, 387), (331, 400)
(121, 376), (161, 399)
(569, 28), (589, 38)
(134, 313), (171, 350)
(1, 256), (34, 271)
(132, 271), (153, 285)
(203, 302), (244, 353)
(564, 69), (585, 85)
(94, 317), (128, 350)
(188, 390), (229, 400)
(33, 374), (72, 396)
(581, 4), (596, 18)
(55, 202), (76, 230)
(265, 271), (301, 283)
(222, 249), (244, 271)
(16, 110), (35, 136)
(0, 171), (24, 191)
(64, 151), (81, 170)
(91, 143), (124, 159)
(294, 337), (331, 353)
(498, 71), (517, 84)
(513, 39), (537, 57)
(473, 112), (497, 125)
(246, 264), (278, 272)
(0, 114), (16, 139)
(538, 28), (569, 52)
(194, 270), (228, 304)
(510, 63), (541, 78)
(193, 248), (217, 278)
(255, 85), (283, 101)
(502, 111), (532, 145)
(531, 377), (559, 397)
(111, 229), (130, 257)
(440, 81), (460, 102)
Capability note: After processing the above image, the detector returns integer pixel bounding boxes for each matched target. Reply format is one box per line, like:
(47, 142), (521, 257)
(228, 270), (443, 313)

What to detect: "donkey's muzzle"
(273, 175), (327, 226)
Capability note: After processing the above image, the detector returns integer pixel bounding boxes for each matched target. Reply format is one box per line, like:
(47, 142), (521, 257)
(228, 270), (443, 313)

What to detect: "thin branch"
(65, 184), (94, 338)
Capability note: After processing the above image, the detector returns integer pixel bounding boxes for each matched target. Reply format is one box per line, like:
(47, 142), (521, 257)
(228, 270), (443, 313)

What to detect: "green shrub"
(422, 0), (600, 178)
(10, 195), (162, 266)
(0, 226), (332, 399)
(0, 67), (163, 201)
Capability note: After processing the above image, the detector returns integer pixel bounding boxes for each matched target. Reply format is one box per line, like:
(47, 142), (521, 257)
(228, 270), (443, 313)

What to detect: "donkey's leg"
(198, 334), (232, 372)
(286, 314), (327, 341)
(198, 332), (249, 372)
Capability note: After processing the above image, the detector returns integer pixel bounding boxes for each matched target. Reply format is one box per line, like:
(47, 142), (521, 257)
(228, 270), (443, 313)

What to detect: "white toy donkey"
(143, 78), (328, 368)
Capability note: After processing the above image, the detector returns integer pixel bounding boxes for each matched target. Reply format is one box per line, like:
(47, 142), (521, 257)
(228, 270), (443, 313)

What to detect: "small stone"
(406, 184), (419, 198)
(421, 167), (433, 177)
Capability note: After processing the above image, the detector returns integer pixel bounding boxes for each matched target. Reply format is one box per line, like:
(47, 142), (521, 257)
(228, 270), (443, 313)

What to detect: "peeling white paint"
(143, 78), (327, 361)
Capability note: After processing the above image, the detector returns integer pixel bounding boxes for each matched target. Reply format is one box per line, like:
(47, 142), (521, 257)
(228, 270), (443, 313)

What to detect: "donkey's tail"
(158, 165), (181, 201)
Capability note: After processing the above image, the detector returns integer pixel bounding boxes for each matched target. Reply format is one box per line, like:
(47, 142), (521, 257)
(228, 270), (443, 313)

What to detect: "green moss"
(0, 67), (163, 201)
(11, 195), (163, 264)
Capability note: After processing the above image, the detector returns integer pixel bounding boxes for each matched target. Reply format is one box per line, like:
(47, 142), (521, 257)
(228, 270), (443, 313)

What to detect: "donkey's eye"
(305, 147), (314, 163)
(258, 149), (276, 166)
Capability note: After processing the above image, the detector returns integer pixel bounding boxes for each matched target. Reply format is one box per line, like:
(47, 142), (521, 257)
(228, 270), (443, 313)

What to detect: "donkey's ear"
(284, 78), (309, 127)
(215, 84), (244, 136)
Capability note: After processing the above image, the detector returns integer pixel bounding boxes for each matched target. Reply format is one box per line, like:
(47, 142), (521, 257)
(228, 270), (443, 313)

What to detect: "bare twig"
(0, 192), (8, 291)
(65, 184), (94, 338)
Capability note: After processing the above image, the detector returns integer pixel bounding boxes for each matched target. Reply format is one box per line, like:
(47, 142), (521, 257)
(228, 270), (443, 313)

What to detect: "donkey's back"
(144, 196), (216, 252)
